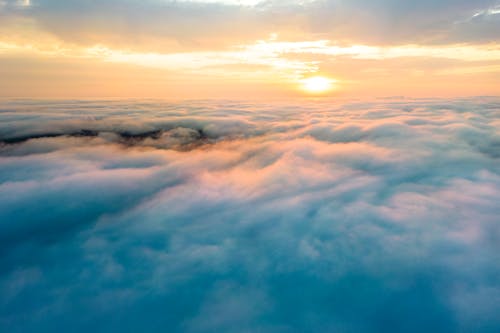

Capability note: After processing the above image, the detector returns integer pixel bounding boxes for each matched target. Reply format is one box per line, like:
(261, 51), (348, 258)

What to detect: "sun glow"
(301, 76), (334, 94)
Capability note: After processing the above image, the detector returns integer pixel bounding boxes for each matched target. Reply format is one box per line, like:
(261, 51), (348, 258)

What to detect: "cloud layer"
(1, 98), (500, 332)
(2, 0), (500, 47)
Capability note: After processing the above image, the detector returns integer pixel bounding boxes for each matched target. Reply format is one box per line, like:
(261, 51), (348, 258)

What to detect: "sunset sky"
(1, 0), (500, 98)
(1, 2), (500, 333)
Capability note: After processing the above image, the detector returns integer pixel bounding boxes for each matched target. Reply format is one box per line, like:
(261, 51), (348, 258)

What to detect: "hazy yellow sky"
(1, 0), (500, 98)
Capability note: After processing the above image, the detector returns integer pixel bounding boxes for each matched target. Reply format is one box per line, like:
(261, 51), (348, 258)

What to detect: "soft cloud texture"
(1, 98), (499, 332)
(2, 0), (499, 47)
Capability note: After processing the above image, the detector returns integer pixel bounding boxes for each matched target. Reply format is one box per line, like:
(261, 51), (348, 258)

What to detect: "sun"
(301, 76), (334, 94)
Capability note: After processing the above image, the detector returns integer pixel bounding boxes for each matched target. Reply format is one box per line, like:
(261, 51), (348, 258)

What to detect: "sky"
(1, 0), (500, 98)
(1, 2), (500, 332)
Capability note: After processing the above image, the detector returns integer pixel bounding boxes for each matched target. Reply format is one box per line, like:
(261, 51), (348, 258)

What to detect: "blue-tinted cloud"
(0, 98), (499, 332)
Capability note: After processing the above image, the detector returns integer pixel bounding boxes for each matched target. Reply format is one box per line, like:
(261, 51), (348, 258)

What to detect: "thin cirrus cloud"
(2, 0), (499, 46)
(0, 98), (499, 332)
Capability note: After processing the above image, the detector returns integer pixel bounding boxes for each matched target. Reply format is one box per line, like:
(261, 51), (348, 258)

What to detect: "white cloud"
(1, 97), (499, 332)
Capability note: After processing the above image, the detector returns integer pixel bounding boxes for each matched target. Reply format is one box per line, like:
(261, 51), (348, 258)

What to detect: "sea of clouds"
(0, 98), (499, 332)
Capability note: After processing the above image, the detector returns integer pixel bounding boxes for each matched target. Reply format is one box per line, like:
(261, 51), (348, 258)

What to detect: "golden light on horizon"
(301, 76), (335, 94)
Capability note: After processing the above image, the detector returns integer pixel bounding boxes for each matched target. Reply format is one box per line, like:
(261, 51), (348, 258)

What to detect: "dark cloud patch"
(0, 127), (212, 151)
(0, 98), (499, 332)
